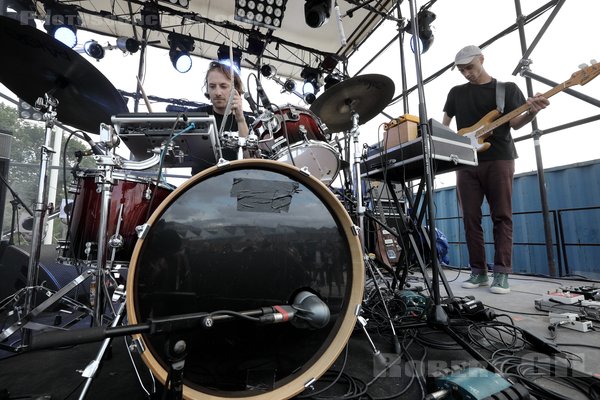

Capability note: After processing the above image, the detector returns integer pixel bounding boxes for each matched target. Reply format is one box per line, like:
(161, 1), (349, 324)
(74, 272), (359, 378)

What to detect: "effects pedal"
(542, 290), (585, 304)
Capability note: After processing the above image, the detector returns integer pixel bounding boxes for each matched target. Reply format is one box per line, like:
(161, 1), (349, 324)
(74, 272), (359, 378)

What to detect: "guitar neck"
(482, 83), (565, 135)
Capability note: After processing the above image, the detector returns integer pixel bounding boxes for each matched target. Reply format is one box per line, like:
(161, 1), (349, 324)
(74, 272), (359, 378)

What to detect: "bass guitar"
(459, 61), (600, 152)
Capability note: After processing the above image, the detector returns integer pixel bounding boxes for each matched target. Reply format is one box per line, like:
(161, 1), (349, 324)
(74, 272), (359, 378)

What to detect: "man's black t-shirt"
(443, 79), (525, 161)
(191, 105), (255, 175)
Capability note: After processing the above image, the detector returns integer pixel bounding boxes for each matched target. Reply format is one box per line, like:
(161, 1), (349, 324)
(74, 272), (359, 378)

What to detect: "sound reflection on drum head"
(126, 159), (363, 400)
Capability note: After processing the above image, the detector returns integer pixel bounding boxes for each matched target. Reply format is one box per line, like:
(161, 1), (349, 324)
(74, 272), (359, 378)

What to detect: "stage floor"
(1, 261), (599, 400)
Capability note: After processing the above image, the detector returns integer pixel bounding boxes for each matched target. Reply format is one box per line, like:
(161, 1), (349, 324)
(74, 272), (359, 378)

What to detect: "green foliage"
(1, 103), (95, 244)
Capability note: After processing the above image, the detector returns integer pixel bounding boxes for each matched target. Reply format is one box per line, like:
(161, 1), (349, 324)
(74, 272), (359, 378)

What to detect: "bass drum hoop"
(126, 159), (364, 400)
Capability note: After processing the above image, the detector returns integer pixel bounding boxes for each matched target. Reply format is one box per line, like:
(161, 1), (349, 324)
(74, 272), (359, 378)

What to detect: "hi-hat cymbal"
(0, 16), (128, 133)
(310, 74), (395, 132)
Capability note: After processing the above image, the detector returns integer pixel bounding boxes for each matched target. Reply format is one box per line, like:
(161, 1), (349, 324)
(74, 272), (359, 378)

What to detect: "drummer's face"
(207, 70), (233, 114)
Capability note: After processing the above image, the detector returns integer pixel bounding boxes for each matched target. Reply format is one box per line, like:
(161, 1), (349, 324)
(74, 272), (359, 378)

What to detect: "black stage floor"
(1, 250), (600, 399)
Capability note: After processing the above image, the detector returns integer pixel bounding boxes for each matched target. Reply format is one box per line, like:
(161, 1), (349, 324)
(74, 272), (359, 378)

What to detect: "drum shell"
(67, 172), (172, 263)
(126, 159), (363, 400)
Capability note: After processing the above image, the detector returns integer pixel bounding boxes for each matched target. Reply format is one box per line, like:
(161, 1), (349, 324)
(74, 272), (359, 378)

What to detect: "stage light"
(246, 34), (266, 56)
(43, 3), (80, 48)
(168, 33), (194, 73)
(116, 37), (140, 53)
(404, 9), (436, 54)
(301, 66), (321, 104)
(18, 99), (43, 121)
(217, 45), (242, 74)
(260, 64), (277, 78)
(283, 79), (296, 92)
(84, 40), (105, 60)
(304, 0), (331, 28)
(234, 0), (288, 30)
(324, 74), (342, 90)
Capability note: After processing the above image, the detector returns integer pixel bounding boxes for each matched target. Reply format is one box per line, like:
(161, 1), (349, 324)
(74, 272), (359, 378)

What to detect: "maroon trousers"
(456, 159), (515, 274)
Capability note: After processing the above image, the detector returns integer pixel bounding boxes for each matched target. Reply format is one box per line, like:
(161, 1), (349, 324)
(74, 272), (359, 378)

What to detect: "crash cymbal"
(0, 16), (128, 133)
(310, 74), (395, 132)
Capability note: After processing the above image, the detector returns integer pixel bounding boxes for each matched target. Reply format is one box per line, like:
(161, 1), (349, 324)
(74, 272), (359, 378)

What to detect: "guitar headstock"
(565, 60), (600, 87)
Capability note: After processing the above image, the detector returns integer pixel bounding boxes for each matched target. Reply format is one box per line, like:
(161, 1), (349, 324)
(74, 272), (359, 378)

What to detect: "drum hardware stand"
(0, 173), (34, 245)
(6, 93), (60, 348)
(77, 294), (127, 400)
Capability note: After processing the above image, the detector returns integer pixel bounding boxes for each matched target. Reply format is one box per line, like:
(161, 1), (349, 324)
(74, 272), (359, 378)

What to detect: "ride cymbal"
(0, 16), (128, 133)
(310, 74), (395, 132)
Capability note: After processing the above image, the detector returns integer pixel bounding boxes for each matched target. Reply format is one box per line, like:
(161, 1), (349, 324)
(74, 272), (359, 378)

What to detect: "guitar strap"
(496, 80), (506, 113)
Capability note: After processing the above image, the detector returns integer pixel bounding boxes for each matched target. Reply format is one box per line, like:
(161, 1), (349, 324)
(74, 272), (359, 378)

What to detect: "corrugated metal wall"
(432, 160), (600, 279)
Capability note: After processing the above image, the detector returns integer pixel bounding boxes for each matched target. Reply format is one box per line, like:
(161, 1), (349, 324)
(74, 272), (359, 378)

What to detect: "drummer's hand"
(231, 90), (246, 124)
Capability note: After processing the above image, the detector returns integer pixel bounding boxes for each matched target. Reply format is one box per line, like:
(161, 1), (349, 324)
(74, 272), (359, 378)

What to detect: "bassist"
(442, 45), (549, 294)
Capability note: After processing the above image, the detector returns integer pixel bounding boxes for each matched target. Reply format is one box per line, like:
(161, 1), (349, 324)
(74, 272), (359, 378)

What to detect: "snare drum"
(126, 159), (363, 400)
(65, 171), (173, 264)
(254, 105), (341, 185)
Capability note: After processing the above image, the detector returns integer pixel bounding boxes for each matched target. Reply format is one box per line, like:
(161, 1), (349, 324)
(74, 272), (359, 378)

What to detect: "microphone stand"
(0, 173), (33, 245)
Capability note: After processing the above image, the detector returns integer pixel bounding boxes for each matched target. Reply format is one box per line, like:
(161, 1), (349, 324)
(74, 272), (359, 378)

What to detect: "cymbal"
(0, 16), (128, 133)
(310, 74), (395, 132)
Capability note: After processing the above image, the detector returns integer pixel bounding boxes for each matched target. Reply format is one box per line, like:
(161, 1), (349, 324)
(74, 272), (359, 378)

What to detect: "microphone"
(81, 132), (105, 156)
(243, 91), (259, 115)
(256, 81), (272, 111)
(334, 2), (347, 46)
(290, 291), (330, 330)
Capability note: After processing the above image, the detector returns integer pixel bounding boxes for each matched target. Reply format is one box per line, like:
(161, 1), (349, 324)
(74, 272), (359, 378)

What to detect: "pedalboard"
(559, 285), (600, 300)
(542, 290), (585, 304)
(535, 298), (600, 322)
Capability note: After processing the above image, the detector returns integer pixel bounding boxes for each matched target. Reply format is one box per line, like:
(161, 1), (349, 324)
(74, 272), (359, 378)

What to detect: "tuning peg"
(591, 59), (598, 65)
(578, 63), (589, 70)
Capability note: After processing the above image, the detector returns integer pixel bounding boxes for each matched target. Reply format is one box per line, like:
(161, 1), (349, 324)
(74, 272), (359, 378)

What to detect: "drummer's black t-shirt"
(191, 105), (255, 175)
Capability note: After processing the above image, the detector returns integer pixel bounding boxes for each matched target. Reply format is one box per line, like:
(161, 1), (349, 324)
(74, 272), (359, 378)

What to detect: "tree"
(1, 103), (93, 245)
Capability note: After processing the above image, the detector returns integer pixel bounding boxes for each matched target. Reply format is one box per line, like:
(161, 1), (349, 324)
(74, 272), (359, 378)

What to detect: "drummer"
(192, 61), (255, 175)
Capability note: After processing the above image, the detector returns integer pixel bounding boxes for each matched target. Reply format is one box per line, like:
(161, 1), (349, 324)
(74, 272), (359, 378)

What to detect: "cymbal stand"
(21, 94), (58, 347)
(348, 111), (365, 244)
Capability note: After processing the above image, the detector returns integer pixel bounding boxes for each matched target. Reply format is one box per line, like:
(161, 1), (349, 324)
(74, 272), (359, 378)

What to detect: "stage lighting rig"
(304, 0), (331, 28)
(234, 0), (288, 30)
(18, 99), (43, 121)
(404, 9), (436, 54)
(168, 33), (194, 73)
(116, 37), (140, 53)
(158, 0), (189, 8)
(83, 40), (105, 60)
(43, 2), (81, 48)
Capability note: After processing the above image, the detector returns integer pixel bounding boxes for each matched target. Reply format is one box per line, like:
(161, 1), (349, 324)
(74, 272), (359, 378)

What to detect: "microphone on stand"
(334, 1), (347, 46)
(290, 291), (331, 330)
(243, 92), (259, 115)
(80, 132), (105, 156)
(256, 81), (273, 111)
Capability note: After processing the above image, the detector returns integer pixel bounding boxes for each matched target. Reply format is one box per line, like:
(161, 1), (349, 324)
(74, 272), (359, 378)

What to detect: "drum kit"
(0, 15), (400, 400)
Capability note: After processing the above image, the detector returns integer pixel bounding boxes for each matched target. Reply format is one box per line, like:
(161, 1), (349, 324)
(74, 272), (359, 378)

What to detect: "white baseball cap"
(452, 45), (482, 70)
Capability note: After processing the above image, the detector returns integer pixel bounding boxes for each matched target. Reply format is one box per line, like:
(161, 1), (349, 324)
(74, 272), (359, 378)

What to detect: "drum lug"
(129, 337), (146, 354)
(136, 223), (151, 239)
(216, 158), (231, 168)
(351, 224), (360, 237)
(108, 234), (124, 250)
(304, 377), (317, 389)
(299, 166), (311, 177)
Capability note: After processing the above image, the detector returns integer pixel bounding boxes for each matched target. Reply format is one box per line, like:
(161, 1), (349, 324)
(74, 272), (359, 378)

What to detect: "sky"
(1, 0), (599, 189)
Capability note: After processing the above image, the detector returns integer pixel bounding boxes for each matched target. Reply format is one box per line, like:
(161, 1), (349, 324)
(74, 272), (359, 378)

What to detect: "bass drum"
(127, 159), (363, 400)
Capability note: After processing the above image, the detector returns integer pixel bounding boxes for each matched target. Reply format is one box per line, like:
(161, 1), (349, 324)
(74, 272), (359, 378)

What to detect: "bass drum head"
(126, 159), (364, 400)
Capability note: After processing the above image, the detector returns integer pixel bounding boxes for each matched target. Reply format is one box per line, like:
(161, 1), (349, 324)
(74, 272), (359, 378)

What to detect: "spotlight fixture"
(18, 99), (43, 121)
(217, 45), (242, 74)
(234, 0), (288, 30)
(283, 79), (296, 92)
(116, 37), (140, 53)
(84, 40), (105, 60)
(246, 33), (266, 56)
(301, 66), (321, 104)
(260, 64), (277, 78)
(404, 9), (436, 54)
(304, 0), (331, 28)
(324, 74), (342, 90)
(43, 3), (81, 48)
(168, 33), (194, 73)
